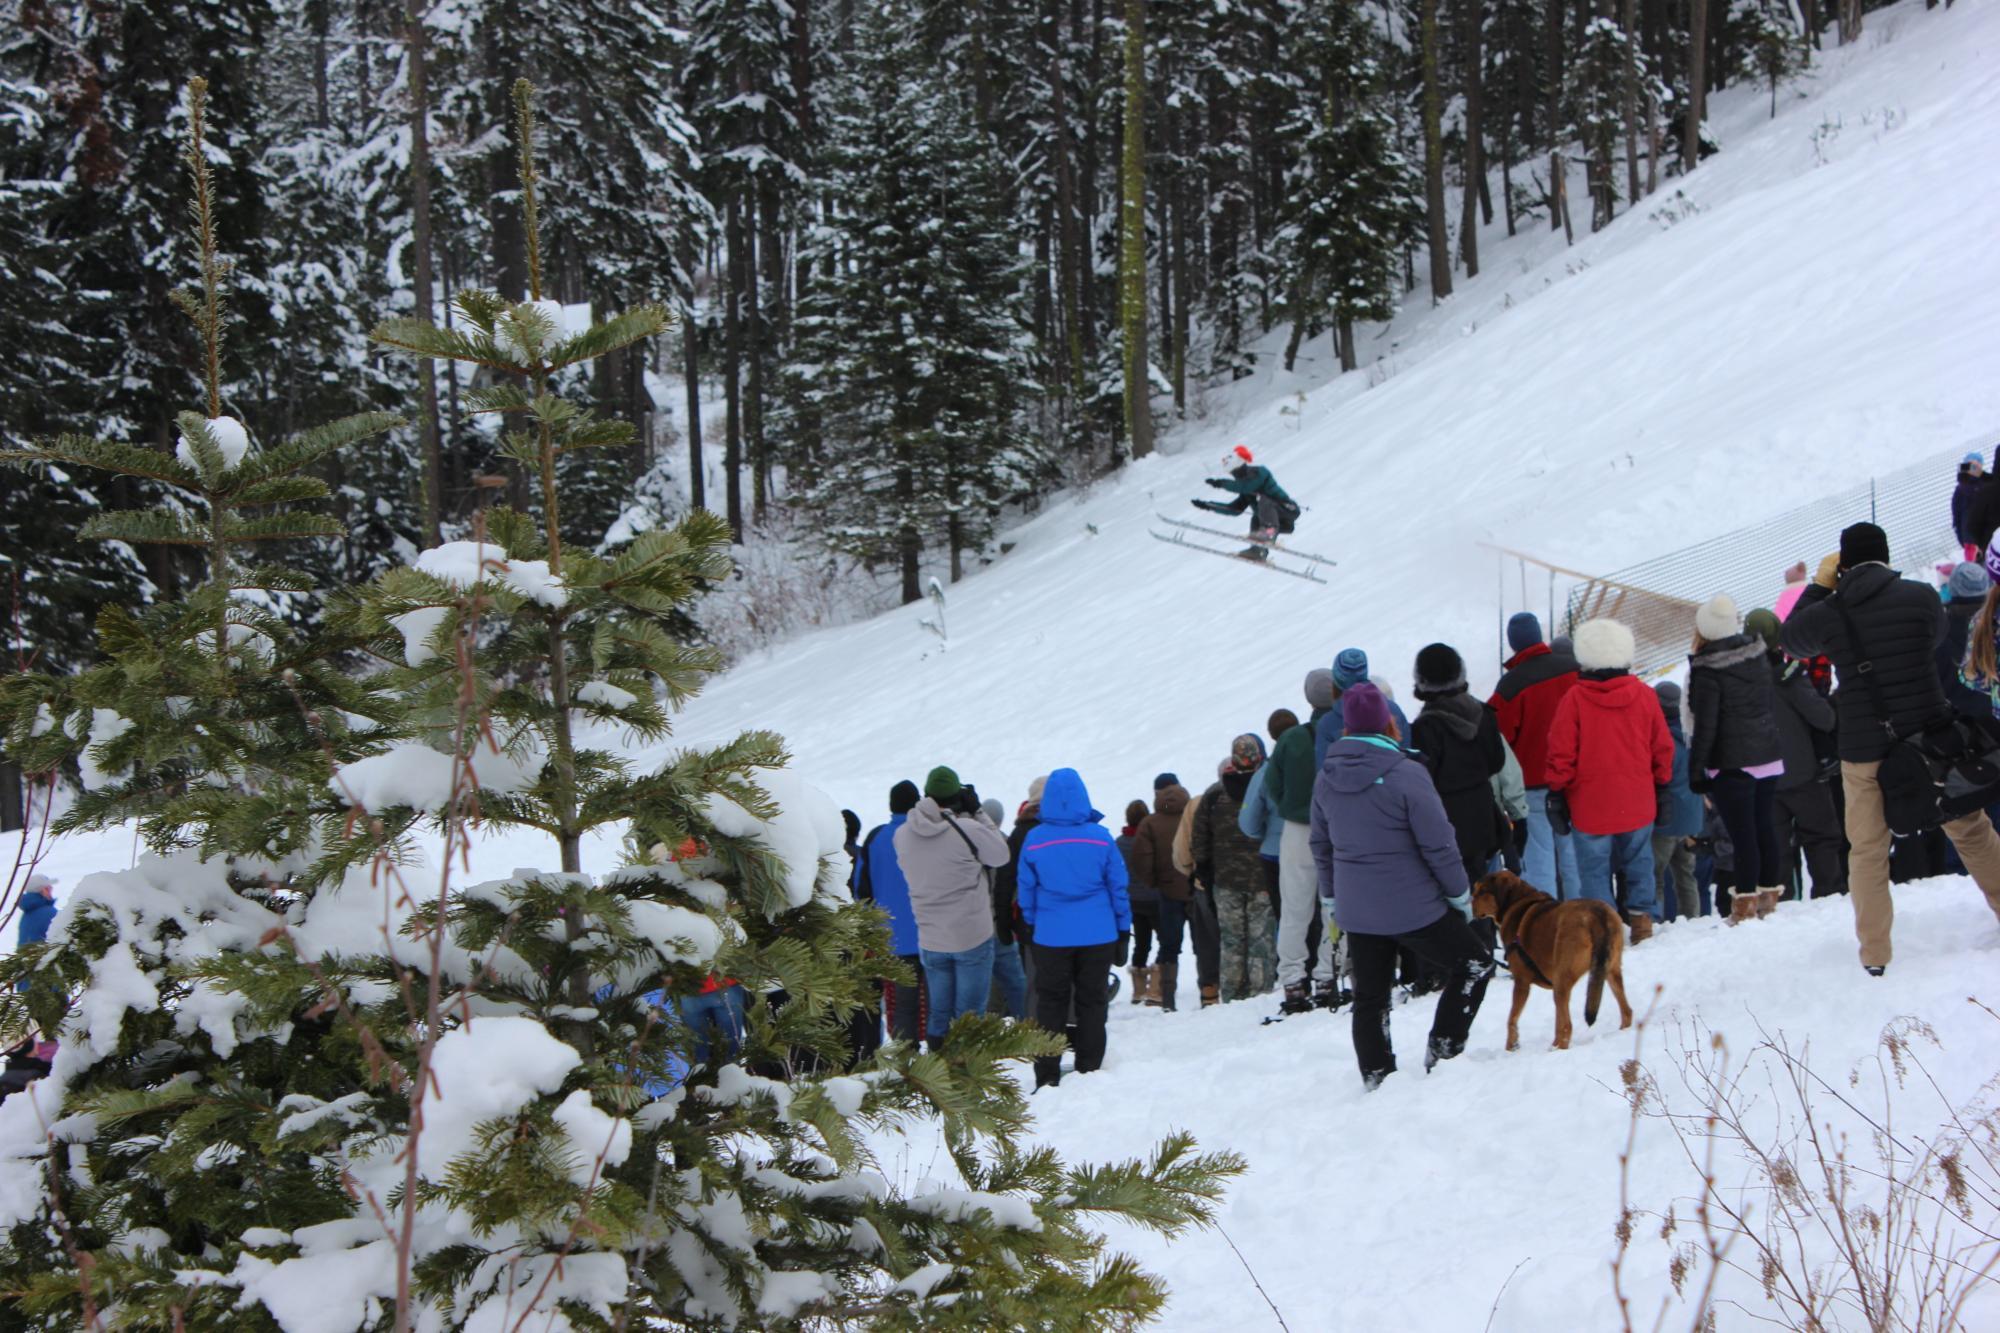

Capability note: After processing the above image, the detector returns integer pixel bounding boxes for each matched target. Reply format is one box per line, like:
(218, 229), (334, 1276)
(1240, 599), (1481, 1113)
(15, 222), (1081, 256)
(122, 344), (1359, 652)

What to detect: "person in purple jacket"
(1018, 768), (1132, 1088)
(1309, 683), (1495, 1089)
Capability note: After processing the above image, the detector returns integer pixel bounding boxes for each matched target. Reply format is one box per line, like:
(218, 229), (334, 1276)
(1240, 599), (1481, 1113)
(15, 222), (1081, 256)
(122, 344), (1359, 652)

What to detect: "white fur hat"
(1573, 618), (1637, 671)
(1695, 593), (1739, 643)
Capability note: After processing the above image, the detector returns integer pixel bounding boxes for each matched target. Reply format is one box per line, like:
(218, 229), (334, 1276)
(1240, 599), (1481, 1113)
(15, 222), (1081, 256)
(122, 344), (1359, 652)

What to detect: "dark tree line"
(1, 0), (1874, 688)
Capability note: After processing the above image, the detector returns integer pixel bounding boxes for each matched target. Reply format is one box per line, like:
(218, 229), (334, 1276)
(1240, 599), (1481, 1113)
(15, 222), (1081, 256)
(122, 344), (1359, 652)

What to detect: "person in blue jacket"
(856, 780), (926, 1044)
(1312, 647), (1412, 769)
(14, 878), (57, 1002)
(1192, 445), (1301, 561)
(1017, 768), (1132, 1088)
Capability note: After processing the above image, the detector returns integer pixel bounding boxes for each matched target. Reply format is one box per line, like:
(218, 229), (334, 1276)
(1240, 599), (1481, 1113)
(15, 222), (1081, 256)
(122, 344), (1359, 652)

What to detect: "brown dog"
(1471, 871), (1633, 1051)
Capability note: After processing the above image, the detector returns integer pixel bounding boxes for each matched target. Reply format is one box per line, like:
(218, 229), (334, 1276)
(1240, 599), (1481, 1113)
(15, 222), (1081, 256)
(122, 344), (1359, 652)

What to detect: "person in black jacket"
(1746, 609), (1846, 900)
(1410, 643), (1509, 889)
(1780, 523), (2000, 974)
(1688, 594), (1786, 922)
(1953, 453), (1987, 561)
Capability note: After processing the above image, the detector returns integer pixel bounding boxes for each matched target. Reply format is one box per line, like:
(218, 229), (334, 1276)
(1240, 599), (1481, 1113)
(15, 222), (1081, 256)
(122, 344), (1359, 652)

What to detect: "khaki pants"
(1841, 760), (2000, 967)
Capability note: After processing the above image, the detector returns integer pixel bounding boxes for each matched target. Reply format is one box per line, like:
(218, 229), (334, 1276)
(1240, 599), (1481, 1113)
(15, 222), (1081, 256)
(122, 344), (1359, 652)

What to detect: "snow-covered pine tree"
(1279, 0), (1425, 373)
(1732, 0), (1804, 117)
(1567, 13), (1633, 230)
(0, 79), (1241, 1331)
(785, 6), (1044, 603)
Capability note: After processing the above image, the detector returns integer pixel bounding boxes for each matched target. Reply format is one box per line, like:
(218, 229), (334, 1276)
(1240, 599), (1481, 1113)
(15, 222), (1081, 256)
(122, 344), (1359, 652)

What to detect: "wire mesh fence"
(1565, 437), (1995, 676)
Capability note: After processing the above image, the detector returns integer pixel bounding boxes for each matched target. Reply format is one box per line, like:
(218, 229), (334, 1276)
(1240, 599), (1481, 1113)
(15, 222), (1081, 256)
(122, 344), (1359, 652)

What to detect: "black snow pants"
(1032, 940), (1117, 1086)
(1347, 913), (1495, 1089)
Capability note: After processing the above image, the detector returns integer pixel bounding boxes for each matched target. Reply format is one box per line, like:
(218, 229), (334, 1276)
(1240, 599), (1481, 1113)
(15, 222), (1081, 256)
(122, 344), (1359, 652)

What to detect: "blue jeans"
(1524, 789), (1582, 899)
(1572, 827), (1656, 917)
(991, 940), (1028, 1019)
(627, 984), (749, 1098)
(920, 938), (996, 1040)
(1155, 897), (1188, 961)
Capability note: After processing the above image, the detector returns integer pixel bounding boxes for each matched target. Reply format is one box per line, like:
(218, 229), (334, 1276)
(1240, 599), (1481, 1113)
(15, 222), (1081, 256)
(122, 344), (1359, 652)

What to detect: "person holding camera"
(1780, 522), (2000, 975)
(894, 766), (1013, 1050)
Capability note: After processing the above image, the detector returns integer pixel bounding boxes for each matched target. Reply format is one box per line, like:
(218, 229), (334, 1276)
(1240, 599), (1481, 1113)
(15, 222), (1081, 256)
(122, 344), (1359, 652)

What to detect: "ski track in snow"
(8, 4), (2000, 1328)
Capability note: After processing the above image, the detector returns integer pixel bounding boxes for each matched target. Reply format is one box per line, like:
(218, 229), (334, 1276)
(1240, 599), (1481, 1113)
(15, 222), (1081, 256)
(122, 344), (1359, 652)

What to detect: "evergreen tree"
(1279, 0), (1424, 373)
(0, 80), (1242, 1332)
(1732, 0), (1803, 117)
(785, 9), (1043, 604)
(1568, 14), (1633, 230)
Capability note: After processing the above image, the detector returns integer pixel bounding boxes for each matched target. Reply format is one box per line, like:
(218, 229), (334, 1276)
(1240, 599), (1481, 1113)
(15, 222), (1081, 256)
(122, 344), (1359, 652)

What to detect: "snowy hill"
(670, 0), (2000, 824)
(10, 4), (2000, 1328)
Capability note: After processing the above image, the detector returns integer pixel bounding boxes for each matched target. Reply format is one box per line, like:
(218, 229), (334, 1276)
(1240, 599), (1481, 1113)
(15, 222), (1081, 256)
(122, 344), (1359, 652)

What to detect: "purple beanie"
(1342, 682), (1393, 736)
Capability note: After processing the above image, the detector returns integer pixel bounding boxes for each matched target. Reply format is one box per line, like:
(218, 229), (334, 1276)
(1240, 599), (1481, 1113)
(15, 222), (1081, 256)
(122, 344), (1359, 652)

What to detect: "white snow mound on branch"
(421, 1017), (578, 1181)
(414, 539), (567, 608)
(700, 768), (850, 909)
(388, 605), (450, 666)
(624, 899), (722, 965)
(174, 414), (251, 470)
(331, 735), (543, 813)
(551, 1089), (632, 1186)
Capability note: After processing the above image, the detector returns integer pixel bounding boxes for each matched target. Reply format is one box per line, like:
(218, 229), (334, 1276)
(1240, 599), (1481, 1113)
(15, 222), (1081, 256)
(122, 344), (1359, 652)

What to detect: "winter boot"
(1755, 887), (1781, 919)
(1313, 977), (1353, 1011)
(1128, 966), (1146, 1005)
(1424, 1034), (1466, 1073)
(1279, 981), (1314, 1015)
(1238, 545), (1270, 562)
(1727, 894), (1757, 926)
(1158, 961), (1179, 1012)
(1142, 966), (1163, 1007)
(1626, 911), (1654, 945)
(1199, 984), (1220, 1008)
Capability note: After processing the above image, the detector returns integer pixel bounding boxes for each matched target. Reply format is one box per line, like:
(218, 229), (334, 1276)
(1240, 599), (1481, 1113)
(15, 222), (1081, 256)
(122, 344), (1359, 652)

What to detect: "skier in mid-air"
(1193, 445), (1300, 561)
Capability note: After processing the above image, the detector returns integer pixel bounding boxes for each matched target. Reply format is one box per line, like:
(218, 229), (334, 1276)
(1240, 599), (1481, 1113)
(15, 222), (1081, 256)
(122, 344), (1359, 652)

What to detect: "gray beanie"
(1654, 681), (1683, 709)
(1303, 667), (1336, 712)
(1949, 562), (1990, 602)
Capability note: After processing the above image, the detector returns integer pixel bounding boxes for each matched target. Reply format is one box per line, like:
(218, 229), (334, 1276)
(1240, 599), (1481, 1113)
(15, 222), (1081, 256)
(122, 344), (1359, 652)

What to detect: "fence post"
(1871, 477), (1877, 524)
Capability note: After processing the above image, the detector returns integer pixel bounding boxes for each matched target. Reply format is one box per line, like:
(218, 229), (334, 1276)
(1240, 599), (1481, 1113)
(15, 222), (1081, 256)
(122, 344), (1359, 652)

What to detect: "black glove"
(1114, 931), (1130, 966)
(1545, 789), (1573, 838)
(1195, 861), (1214, 891)
(957, 785), (982, 816)
(1687, 771), (1713, 795)
(1204, 477), (1227, 489)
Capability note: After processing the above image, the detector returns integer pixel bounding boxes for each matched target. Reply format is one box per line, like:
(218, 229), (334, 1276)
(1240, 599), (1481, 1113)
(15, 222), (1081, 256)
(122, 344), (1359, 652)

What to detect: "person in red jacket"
(1544, 618), (1676, 943)
(1488, 613), (1582, 897)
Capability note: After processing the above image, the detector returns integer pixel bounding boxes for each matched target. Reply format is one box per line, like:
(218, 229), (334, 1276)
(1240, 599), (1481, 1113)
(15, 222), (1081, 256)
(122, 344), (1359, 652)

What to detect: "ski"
(1149, 528), (1329, 584)
(1155, 513), (1337, 567)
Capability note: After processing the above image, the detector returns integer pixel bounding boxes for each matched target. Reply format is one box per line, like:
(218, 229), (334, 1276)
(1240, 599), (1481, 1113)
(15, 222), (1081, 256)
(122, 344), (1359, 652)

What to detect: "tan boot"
(1756, 888), (1781, 919)
(1142, 966), (1163, 1007)
(1728, 894), (1757, 925)
(1199, 984), (1220, 1008)
(1128, 966), (1146, 1004)
(1626, 911), (1654, 945)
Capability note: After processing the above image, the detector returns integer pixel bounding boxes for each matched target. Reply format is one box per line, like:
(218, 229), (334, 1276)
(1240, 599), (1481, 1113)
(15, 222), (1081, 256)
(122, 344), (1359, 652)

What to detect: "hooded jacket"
(1938, 597), (1989, 720)
(1487, 642), (1581, 788)
(1263, 708), (1328, 825)
(1236, 762), (1284, 858)
(1018, 769), (1132, 948)
(1545, 673), (1676, 835)
(1769, 655), (1836, 791)
(15, 889), (55, 950)
(1780, 564), (1951, 762)
(1131, 783), (1193, 902)
(857, 815), (920, 955)
(1191, 769), (1266, 892)
(893, 798), (1012, 953)
(1410, 690), (1509, 866)
(1687, 633), (1784, 775)
(1954, 467), (1983, 547)
(1308, 736), (1468, 936)
(1655, 703), (1705, 836)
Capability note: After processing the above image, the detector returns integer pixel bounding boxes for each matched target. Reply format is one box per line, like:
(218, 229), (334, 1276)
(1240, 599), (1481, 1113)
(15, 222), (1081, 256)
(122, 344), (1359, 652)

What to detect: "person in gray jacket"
(1308, 683), (1495, 1089)
(894, 766), (1013, 1049)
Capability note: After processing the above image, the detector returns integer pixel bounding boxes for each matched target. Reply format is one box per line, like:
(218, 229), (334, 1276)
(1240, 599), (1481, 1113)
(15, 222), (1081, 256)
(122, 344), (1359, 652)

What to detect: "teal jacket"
(1210, 465), (1294, 511)
(1260, 706), (1327, 825)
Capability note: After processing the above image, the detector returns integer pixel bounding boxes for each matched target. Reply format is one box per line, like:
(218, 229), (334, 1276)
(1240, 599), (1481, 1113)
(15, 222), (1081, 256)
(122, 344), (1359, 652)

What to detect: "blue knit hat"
(1153, 772), (1180, 791)
(1331, 647), (1369, 690)
(1950, 561), (1990, 602)
(1507, 612), (1543, 653)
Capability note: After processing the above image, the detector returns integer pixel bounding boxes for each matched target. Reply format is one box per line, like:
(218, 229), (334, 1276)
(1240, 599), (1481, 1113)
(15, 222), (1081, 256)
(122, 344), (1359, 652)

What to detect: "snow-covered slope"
(674, 0), (1999, 823)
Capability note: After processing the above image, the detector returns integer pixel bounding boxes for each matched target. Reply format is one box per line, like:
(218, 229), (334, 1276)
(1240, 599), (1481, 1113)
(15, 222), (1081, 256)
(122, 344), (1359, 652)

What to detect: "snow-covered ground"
(8, 3), (2000, 1328)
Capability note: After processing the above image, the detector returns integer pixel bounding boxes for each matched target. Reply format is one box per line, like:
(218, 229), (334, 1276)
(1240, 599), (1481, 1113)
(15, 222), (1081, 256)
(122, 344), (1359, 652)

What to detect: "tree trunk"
(722, 197), (745, 540)
(1501, 105), (1517, 235)
(1118, 0), (1153, 459)
(896, 442), (919, 605)
(743, 189), (766, 522)
(1336, 316), (1357, 373)
(406, 0), (443, 546)
(1419, 0), (1453, 300)
(1622, 0), (1643, 205)
(1458, 0), (1484, 277)
(683, 300), (705, 513)
(1170, 153), (1189, 417)
(1684, 0), (1708, 173)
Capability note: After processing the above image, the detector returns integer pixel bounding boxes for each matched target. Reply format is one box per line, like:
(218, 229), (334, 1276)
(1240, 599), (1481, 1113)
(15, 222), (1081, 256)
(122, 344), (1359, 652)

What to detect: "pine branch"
(1, 437), (201, 489)
(219, 512), (346, 544)
(233, 411), (403, 485)
(80, 510), (213, 546)
(544, 305), (669, 371)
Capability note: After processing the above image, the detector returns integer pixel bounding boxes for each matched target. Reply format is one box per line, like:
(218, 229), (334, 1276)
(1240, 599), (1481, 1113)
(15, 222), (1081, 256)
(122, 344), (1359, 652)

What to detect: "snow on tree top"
(173, 415), (251, 470)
